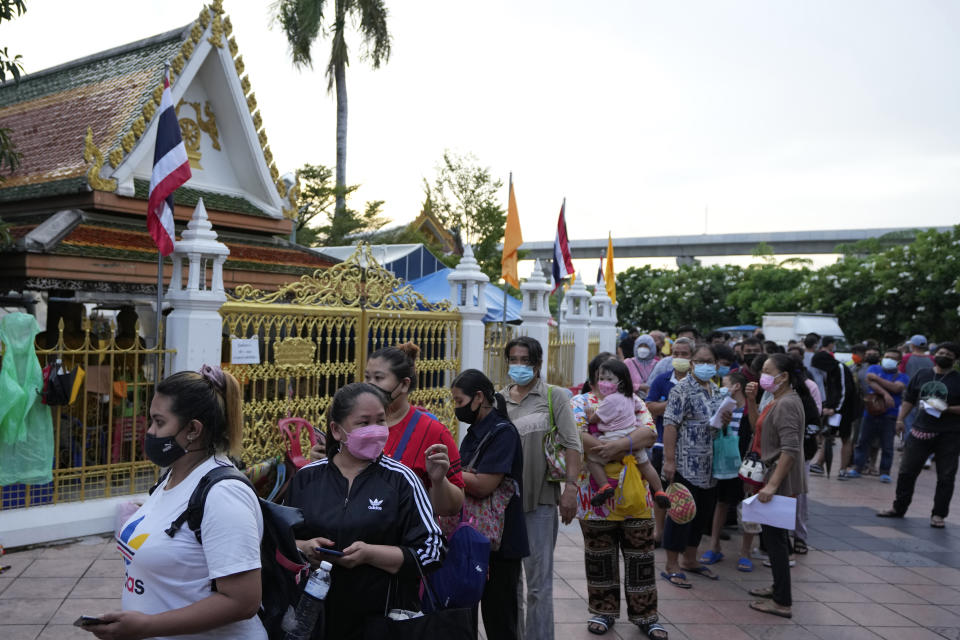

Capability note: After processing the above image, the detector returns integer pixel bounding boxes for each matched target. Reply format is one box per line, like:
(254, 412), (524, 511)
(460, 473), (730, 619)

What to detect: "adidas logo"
(368, 498), (383, 511)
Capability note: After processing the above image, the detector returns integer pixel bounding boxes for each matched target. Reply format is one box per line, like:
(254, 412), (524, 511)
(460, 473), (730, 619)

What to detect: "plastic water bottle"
(283, 561), (332, 640)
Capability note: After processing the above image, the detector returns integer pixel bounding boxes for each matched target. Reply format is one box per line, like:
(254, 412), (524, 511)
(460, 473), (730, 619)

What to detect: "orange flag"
(605, 232), (616, 303)
(501, 180), (523, 288)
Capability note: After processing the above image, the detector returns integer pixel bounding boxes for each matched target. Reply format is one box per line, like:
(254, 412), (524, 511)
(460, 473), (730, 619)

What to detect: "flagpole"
(556, 196), (567, 334)
(153, 62), (171, 386)
(502, 172), (511, 329)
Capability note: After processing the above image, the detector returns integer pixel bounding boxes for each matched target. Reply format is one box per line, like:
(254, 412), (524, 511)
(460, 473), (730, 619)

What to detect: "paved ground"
(2, 450), (960, 640)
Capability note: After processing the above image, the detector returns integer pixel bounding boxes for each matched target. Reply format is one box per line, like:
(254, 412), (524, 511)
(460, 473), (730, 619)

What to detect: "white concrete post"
(164, 198), (230, 374)
(447, 244), (489, 443)
(590, 287), (618, 356)
(519, 259), (553, 380)
(564, 273), (592, 388)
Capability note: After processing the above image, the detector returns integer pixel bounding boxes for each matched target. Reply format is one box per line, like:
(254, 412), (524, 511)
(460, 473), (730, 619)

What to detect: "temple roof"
(0, 1), (295, 219)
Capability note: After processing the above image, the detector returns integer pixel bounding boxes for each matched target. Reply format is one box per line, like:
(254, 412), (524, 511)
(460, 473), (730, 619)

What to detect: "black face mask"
(455, 395), (481, 424)
(865, 354), (881, 365)
(144, 429), (188, 467)
(935, 355), (955, 370)
(375, 381), (404, 402)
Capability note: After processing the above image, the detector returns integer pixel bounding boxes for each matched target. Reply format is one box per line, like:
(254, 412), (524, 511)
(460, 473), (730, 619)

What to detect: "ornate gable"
(0, 1), (298, 220)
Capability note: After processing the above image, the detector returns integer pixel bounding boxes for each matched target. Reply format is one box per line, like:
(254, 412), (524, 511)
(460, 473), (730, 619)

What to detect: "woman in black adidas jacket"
(287, 382), (443, 640)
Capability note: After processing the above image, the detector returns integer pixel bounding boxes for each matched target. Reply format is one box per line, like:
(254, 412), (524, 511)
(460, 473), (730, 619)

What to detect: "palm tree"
(276, 0), (391, 221)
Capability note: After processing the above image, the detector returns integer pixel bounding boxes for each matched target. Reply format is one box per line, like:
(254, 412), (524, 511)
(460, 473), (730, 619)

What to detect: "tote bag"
(712, 427), (742, 480)
(362, 553), (473, 640)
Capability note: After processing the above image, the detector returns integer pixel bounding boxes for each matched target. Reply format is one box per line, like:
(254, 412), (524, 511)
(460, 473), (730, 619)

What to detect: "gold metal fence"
(547, 325), (576, 388)
(484, 323), (520, 390)
(1, 318), (172, 510)
(222, 244), (462, 465)
(588, 331), (601, 363)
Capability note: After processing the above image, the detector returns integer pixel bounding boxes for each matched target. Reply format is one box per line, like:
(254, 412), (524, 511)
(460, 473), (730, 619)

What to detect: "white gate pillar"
(447, 244), (488, 443)
(519, 259), (552, 380)
(164, 198), (229, 374)
(564, 273), (592, 388)
(590, 287), (618, 356)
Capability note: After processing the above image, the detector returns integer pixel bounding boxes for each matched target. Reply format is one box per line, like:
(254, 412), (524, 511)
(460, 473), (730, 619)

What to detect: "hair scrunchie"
(198, 364), (226, 392)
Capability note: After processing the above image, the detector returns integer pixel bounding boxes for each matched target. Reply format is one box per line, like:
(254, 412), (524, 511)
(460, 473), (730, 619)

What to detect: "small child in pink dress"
(585, 360), (670, 508)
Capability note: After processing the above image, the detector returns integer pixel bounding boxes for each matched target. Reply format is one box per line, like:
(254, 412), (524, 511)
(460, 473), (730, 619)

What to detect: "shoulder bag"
(543, 385), (567, 482)
(438, 424), (518, 551)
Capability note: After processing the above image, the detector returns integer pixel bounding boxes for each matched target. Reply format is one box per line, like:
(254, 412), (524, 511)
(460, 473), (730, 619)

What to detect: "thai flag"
(147, 72), (192, 256)
(551, 200), (575, 293)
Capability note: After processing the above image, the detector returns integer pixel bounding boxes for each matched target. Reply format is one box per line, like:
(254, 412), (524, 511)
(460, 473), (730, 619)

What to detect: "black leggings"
(476, 556), (522, 640)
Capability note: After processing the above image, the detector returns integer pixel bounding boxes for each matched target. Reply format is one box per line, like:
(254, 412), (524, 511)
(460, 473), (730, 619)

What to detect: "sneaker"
(809, 463), (824, 475)
(880, 474), (892, 483)
(837, 470), (850, 481)
(845, 469), (862, 479)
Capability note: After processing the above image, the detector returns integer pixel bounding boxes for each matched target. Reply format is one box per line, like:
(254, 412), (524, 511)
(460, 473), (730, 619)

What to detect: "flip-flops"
(684, 565), (719, 580)
(737, 557), (754, 572)
(931, 515), (946, 528)
(637, 621), (669, 640)
(876, 509), (904, 518)
(660, 571), (691, 589)
(587, 614), (615, 635)
(699, 550), (723, 565)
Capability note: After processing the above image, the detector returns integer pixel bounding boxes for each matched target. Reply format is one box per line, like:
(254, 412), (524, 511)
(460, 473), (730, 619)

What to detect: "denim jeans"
(893, 430), (960, 518)
(854, 414), (895, 474)
(517, 504), (558, 640)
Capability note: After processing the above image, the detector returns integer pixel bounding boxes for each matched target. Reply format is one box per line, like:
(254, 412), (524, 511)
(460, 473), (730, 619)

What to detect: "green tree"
(430, 150), (506, 281)
(616, 263), (741, 333)
(276, 0), (390, 222)
(292, 162), (387, 246)
(0, 0), (26, 177)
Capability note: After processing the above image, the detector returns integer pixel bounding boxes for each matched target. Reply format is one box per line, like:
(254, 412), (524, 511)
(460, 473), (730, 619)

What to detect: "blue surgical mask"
(719, 386), (730, 397)
(717, 365), (731, 377)
(881, 357), (898, 371)
(508, 364), (535, 385)
(694, 363), (717, 381)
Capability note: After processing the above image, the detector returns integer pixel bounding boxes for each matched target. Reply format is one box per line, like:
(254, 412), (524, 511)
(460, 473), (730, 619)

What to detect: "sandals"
(793, 538), (808, 555)
(931, 515), (946, 529)
(684, 565), (719, 580)
(588, 614), (615, 635)
(699, 550), (724, 565)
(749, 585), (774, 598)
(737, 557), (754, 572)
(638, 621), (669, 640)
(660, 571), (691, 589)
(749, 600), (792, 618)
(591, 484), (616, 507)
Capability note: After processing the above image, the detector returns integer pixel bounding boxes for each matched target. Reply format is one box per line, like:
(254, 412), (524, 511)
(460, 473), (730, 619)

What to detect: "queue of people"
(83, 325), (960, 640)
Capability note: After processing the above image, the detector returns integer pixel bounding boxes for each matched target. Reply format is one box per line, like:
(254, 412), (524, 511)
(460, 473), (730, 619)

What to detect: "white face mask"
(636, 347), (651, 359)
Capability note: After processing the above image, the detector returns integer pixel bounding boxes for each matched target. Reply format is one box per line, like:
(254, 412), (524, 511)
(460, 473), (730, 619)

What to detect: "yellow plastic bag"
(610, 454), (647, 518)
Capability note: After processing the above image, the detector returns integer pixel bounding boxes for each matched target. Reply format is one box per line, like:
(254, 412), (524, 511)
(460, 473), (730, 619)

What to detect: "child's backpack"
(158, 465), (309, 639)
(422, 520), (490, 612)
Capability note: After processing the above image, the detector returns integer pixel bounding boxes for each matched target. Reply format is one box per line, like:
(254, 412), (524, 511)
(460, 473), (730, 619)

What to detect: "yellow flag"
(501, 181), (523, 288)
(605, 232), (616, 303)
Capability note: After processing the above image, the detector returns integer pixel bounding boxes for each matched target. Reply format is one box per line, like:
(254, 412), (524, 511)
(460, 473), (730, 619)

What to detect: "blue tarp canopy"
(407, 268), (523, 323)
(715, 324), (759, 332)
(320, 244), (447, 281)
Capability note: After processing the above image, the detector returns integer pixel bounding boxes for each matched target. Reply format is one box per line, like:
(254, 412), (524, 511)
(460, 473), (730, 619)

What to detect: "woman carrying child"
(572, 354), (667, 640)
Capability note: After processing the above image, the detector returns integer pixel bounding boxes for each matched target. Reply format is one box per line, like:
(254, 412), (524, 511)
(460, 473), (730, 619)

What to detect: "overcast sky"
(7, 0), (960, 277)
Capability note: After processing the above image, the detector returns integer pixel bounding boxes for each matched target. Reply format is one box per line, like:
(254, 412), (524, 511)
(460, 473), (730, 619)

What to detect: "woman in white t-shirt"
(84, 366), (266, 640)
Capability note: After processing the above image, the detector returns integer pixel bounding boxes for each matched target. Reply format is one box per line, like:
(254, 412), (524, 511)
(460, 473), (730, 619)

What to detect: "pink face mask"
(343, 424), (390, 460)
(759, 373), (780, 392)
(596, 380), (620, 397)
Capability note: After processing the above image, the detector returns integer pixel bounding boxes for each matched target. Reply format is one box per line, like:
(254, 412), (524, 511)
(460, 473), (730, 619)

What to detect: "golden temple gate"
(221, 244), (461, 465)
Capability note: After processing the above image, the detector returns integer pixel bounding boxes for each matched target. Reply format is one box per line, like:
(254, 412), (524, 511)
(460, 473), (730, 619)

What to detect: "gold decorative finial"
(234, 55), (245, 76)
(208, 12), (224, 47)
(83, 127), (118, 192)
(108, 148), (123, 168)
(198, 7), (211, 28)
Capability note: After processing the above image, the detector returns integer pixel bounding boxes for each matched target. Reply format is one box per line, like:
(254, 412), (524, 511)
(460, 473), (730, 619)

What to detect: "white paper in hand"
(827, 413), (842, 427)
(741, 494), (797, 530)
(710, 396), (738, 429)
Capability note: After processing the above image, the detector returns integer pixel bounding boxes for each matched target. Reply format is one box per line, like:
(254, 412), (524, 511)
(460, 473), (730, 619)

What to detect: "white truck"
(762, 312), (847, 350)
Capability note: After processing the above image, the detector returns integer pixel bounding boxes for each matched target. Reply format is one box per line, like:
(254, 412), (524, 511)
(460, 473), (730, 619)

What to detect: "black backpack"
(153, 465), (309, 639)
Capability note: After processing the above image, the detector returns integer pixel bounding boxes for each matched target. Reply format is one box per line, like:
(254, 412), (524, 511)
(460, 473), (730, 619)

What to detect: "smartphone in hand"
(315, 546), (344, 557)
(73, 615), (106, 627)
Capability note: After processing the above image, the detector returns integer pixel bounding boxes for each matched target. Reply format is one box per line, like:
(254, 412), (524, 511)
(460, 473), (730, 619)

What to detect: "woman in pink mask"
(287, 382), (443, 640)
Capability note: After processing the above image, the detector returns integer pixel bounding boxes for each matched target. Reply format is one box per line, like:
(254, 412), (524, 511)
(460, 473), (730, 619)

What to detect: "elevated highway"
(517, 227), (950, 262)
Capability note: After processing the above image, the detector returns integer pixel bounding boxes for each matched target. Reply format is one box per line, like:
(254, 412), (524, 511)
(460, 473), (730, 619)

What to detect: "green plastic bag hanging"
(0, 313), (54, 486)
